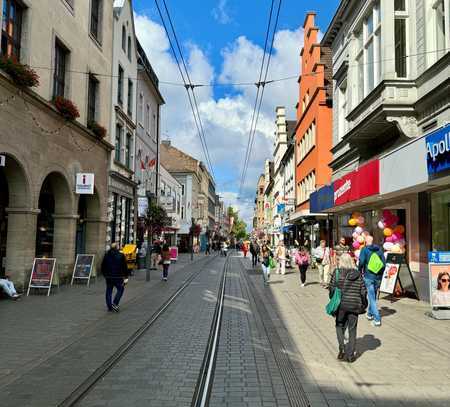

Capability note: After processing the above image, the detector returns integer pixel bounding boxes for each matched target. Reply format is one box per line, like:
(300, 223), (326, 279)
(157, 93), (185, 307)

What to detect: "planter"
(87, 120), (107, 139)
(0, 56), (39, 88)
(54, 96), (80, 121)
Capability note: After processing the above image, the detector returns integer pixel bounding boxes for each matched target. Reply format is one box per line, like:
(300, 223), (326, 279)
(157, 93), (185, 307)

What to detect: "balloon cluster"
(348, 212), (369, 259)
(378, 209), (406, 253)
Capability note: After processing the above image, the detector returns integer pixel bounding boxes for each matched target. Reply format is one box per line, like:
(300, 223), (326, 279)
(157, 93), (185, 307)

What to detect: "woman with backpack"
(328, 253), (368, 363)
(260, 244), (273, 285)
(295, 247), (310, 287)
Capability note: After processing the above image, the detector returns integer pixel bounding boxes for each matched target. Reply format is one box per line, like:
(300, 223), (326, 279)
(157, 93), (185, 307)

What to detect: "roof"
(160, 142), (200, 174)
(321, 0), (351, 47)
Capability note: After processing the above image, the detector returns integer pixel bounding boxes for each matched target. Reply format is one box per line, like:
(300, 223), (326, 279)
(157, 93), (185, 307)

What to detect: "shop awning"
(310, 184), (334, 213)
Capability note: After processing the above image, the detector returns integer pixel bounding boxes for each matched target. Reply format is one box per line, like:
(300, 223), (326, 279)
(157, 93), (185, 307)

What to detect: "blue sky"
(133, 0), (340, 226)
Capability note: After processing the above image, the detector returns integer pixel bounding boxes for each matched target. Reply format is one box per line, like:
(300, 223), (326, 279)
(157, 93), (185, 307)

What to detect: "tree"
(228, 207), (248, 240)
(146, 200), (172, 240)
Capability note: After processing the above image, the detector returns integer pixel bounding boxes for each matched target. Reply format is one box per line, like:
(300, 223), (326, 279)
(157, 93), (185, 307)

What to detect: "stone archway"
(0, 153), (34, 288)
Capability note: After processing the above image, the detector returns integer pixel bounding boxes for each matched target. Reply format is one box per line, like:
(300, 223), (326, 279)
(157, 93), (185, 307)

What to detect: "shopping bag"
(325, 269), (341, 316)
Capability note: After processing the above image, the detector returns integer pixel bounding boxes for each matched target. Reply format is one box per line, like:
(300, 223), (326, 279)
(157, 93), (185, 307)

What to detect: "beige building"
(253, 174), (265, 232)
(0, 0), (113, 288)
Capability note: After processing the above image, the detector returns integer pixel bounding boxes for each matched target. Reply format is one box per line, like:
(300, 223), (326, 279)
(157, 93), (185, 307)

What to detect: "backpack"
(326, 269), (341, 316)
(367, 252), (384, 274)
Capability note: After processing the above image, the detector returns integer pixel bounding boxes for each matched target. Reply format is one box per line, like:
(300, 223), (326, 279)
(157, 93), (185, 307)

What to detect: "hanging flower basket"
(0, 56), (40, 88)
(87, 120), (107, 139)
(54, 96), (80, 121)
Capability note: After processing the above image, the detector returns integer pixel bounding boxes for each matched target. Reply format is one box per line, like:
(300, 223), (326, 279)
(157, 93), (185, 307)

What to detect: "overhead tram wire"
(239, 0), (283, 197)
(153, 0), (215, 179)
(239, 0), (276, 197)
(160, 0), (215, 180)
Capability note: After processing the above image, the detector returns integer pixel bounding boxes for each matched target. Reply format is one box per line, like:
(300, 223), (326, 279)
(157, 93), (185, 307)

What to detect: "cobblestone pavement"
(241, 256), (450, 407)
(0, 253), (214, 406)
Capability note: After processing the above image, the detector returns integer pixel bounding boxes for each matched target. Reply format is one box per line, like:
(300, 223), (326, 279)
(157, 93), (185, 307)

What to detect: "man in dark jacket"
(250, 241), (260, 268)
(358, 236), (385, 327)
(101, 243), (129, 312)
(329, 253), (367, 362)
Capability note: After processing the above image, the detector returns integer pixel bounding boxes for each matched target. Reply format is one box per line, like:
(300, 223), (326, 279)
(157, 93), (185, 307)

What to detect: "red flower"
(87, 120), (107, 138)
(0, 56), (40, 88)
(54, 96), (80, 121)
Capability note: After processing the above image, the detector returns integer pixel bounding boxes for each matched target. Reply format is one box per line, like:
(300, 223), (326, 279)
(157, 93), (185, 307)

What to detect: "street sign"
(27, 258), (56, 296)
(71, 254), (95, 286)
(76, 173), (95, 194)
(0, 154), (5, 167)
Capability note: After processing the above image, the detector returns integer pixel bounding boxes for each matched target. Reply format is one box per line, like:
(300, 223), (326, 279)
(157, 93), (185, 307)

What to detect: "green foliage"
(228, 207), (248, 240)
(146, 200), (171, 234)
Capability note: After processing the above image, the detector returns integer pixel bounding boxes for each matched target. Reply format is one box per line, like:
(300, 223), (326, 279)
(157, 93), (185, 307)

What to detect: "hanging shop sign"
(428, 252), (450, 319)
(76, 173), (95, 195)
(138, 197), (148, 217)
(71, 254), (95, 286)
(277, 203), (285, 214)
(333, 160), (379, 206)
(310, 183), (334, 213)
(27, 258), (56, 296)
(0, 154), (5, 167)
(426, 124), (450, 177)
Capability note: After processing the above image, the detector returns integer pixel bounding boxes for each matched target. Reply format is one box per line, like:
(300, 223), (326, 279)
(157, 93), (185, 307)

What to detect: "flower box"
(54, 96), (80, 121)
(0, 56), (39, 88)
(87, 120), (107, 139)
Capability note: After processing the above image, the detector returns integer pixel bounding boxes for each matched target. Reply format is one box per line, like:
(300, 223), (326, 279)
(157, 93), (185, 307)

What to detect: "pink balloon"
(352, 232), (359, 240)
(352, 241), (361, 250)
(392, 233), (402, 242)
(385, 236), (394, 243)
(382, 210), (392, 218)
(362, 231), (370, 237)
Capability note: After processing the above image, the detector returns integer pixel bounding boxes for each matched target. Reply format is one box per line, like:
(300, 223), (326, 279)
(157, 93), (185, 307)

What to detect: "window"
(127, 79), (133, 116)
(145, 104), (150, 133)
(297, 121), (316, 162)
(394, 0), (405, 11)
(181, 184), (185, 196)
(117, 65), (124, 105)
(394, 18), (407, 77)
(125, 133), (132, 168)
(152, 112), (157, 140)
(338, 80), (348, 141)
(87, 74), (99, 123)
(1, 0), (23, 58)
(122, 25), (126, 51)
(90, 0), (102, 41)
(115, 124), (122, 162)
(435, 0), (446, 59)
(127, 36), (132, 61)
(138, 93), (144, 125)
(181, 206), (185, 220)
(53, 40), (68, 98)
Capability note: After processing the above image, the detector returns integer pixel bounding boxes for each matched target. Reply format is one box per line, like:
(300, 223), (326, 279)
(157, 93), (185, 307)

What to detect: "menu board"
(71, 254), (95, 286)
(27, 258), (56, 296)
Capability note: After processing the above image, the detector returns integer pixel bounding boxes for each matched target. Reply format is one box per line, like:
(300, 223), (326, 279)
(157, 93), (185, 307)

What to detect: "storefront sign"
(380, 263), (400, 294)
(71, 254), (95, 286)
(138, 197), (148, 217)
(428, 252), (450, 310)
(76, 173), (94, 195)
(333, 160), (379, 206)
(0, 154), (5, 167)
(426, 124), (450, 177)
(27, 258), (56, 296)
(310, 184), (334, 213)
(277, 203), (285, 214)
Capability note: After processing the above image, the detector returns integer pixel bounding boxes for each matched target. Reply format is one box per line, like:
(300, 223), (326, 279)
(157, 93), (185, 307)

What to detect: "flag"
(148, 158), (156, 169)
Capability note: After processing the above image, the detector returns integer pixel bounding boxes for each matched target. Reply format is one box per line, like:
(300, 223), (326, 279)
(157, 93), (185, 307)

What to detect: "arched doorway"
(75, 191), (101, 256)
(0, 168), (9, 276)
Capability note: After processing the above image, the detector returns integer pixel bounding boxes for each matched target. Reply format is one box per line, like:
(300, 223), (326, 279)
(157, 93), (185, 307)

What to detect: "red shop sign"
(333, 160), (380, 205)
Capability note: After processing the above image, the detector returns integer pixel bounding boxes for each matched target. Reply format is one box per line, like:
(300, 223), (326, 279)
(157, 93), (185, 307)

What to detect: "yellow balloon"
(383, 228), (393, 237)
(348, 218), (358, 226)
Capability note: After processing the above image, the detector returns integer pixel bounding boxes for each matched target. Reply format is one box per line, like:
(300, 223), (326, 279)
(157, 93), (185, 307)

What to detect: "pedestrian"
(358, 235), (385, 327)
(295, 247), (310, 287)
(101, 243), (129, 312)
(205, 239), (211, 255)
(161, 243), (171, 281)
(333, 237), (350, 269)
(0, 275), (21, 300)
(329, 253), (368, 363)
(313, 240), (332, 287)
(151, 241), (162, 270)
(242, 242), (248, 257)
(250, 240), (259, 267)
(275, 241), (287, 275)
(260, 244), (272, 285)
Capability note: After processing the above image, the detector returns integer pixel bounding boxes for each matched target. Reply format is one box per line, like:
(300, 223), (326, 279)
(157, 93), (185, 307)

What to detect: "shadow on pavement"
(379, 306), (397, 318)
(356, 334), (382, 357)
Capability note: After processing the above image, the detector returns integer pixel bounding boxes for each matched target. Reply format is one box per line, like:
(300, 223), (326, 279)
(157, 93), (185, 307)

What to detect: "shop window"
(431, 189), (450, 251)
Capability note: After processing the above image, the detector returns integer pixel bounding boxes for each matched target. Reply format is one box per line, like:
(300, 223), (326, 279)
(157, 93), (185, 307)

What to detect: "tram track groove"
(58, 255), (220, 407)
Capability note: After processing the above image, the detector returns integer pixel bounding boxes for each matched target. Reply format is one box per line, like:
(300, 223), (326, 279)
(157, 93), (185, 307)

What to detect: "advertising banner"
(333, 160), (379, 206)
(426, 124), (450, 178)
(310, 184), (334, 213)
(380, 263), (400, 294)
(428, 252), (450, 308)
(71, 254), (95, 286)
(27, 258), (56, 296)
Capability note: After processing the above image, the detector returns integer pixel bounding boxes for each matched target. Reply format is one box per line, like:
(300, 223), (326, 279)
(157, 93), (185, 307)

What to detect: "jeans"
(276, 259), (286, 275)
(364, 276), (381, 322)
(163, 263), (169, 279)
(251, 253), (258, 267)
(261, 264), (270, 283)
(105, 278), (124, 310)
(336, 308), (358, 357)
(299, 264), (308, 284)
(0, 279), (17, 297)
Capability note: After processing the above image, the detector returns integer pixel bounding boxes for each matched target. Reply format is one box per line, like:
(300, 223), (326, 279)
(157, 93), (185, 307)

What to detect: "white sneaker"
(301, 283), (305, 287)
(372, 320), (381, 327)
(366, 314), (374, 321)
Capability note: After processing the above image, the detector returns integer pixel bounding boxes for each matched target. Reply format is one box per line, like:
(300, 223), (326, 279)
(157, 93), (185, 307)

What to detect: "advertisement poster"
(27, 258), (56, 296)
(71, 254), (95, 285)
(429, 263), (450, 308)
(380, 263), (400, 294)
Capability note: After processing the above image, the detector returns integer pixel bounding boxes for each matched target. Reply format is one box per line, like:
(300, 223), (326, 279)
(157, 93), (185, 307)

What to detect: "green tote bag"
(325, 269), (341, 316)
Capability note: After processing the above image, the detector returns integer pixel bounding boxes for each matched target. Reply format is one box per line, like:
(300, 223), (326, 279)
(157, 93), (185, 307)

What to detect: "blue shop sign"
(310, 183), (334, 213)
(277, 203), (285, 214)
(426, 124), (450, 177)
(428, 251), (450, 264)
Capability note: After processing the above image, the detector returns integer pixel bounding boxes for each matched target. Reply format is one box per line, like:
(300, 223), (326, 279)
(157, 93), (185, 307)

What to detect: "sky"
(133, 0), (340, 228)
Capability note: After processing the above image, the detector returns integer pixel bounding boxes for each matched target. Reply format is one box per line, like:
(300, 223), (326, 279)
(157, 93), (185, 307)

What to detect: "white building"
(107, 0), (139, 248)
(159, 165), (182, 246)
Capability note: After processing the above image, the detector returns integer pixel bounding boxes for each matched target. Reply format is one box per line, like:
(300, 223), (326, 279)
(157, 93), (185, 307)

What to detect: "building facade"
(107, 0), (138, 249)
(0, 0), (113, 287)
(314, 0), (450, 300)
(159, 165), (181, 246)
(253, 174), (265, 233)
(293, 12), (333, 248)
(263, 159), (274, 242)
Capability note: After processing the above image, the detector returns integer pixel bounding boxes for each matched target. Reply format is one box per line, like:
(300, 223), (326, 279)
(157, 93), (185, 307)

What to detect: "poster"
(429, 262), (450, 308)
(71, 254), (95, 285)
(27, 258), (56, 296)
(380, 263), (400, 294)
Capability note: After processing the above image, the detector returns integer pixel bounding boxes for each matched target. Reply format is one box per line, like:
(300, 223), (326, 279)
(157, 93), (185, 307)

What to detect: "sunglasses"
(440, 278), (450, 282)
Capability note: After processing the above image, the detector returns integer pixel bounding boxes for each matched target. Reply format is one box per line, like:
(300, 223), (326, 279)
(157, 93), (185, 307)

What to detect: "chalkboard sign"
(27, 258), (56, 296)
(71, 254), (95, 286)
(383, 253), (419, 300)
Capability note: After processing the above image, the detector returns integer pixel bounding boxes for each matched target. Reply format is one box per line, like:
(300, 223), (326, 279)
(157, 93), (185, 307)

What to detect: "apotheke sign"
(426, 124), (450, 177)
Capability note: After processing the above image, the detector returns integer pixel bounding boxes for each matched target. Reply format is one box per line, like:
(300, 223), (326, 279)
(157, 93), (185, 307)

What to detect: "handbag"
(268, 256), (276, 269)
(325, 269), (341, 316)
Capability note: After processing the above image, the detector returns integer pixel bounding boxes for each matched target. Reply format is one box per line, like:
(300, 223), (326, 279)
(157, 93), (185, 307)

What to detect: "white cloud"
(134, 13), (303, 227)
(212, 0), (232, 25)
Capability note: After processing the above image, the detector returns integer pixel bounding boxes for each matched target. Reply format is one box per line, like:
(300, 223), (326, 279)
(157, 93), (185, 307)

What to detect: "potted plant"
(87, 120), (107, 139)
(54, 96), (80, 121)
(0, 56), (39, 88)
